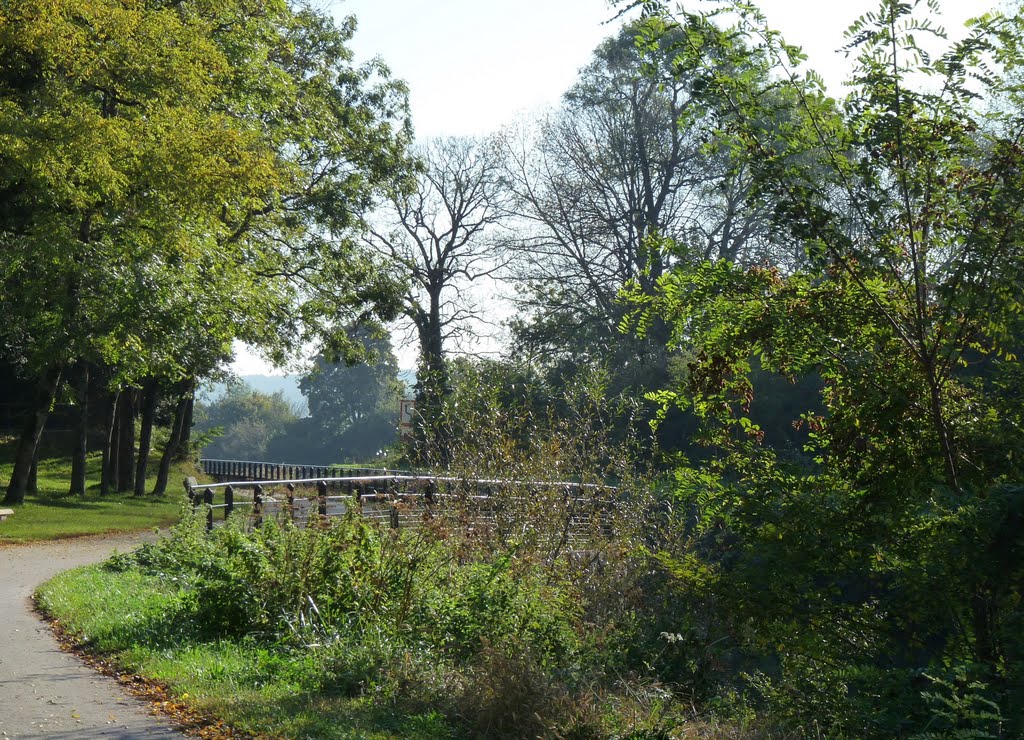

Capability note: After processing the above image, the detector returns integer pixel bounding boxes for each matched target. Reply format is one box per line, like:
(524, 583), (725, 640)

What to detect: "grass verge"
(37, 565), (452, 739)
(0, 436), (190, 544)
(34, 511), (718, 739)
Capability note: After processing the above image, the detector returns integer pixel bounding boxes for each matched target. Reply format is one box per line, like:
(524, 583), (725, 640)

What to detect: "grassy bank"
(35, 505), (741, 739)
(0, 437), (190, 544)
(38, 563), (450, 739)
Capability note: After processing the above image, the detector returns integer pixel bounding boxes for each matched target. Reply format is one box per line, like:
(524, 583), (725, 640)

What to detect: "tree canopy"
(0, 0), (413, 501)
(626, 0), (1024, 731)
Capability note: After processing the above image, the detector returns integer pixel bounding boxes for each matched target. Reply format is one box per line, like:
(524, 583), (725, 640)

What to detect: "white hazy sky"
(338, 0), (987, 138)
(232, 0), (991, 374)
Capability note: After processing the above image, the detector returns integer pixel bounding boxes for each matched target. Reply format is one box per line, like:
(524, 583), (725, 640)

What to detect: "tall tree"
(301, 330), (401, 432)
(294, 328), (402, 461)
(68, 362), (89, 495)
(501, 21), (780, 393)
(152, 377), (195, 495)
(630, 0), (1024, 729)
(366, 136), (506, 436)
(0, 0), (411, 503)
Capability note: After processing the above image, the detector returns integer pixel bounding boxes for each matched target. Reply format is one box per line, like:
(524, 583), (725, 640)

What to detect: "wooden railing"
(183, 472), (617, 543)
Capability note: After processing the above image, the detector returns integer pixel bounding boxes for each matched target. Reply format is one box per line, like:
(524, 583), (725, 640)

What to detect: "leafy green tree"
(196, 383), (301, 462)
(295, 328), (402, 461)
(0, 0), (410, 503)
(628, 0), (1024, 731)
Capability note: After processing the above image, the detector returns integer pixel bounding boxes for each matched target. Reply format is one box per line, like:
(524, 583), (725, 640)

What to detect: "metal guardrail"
(200, 458), (406, 482)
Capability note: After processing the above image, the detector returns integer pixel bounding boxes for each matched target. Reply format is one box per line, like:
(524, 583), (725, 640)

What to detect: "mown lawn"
(0, 436), (190, 543)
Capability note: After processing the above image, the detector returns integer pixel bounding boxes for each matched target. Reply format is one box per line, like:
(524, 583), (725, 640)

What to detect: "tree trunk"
(926, 371), (960, 494)
(100, 389), (119, 496)
(28, 455), (38, 494)
(69, 362), (89, 495)
(116, 389), (136, 493)
(134, 380), (158, 496)
(174, 380), (195, 461)
(413, 298), (450, 466)
(4, 367), (62, 505)
(153, 391), (188, 496)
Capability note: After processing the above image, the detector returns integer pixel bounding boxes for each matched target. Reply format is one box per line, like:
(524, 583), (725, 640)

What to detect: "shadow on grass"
(25, 495), (166, 511)
(0, 436), (168, 493)
(224, 691), (453, 739)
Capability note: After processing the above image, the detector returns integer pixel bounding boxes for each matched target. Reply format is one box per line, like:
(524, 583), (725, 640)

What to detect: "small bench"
(0, 509), (13, 522)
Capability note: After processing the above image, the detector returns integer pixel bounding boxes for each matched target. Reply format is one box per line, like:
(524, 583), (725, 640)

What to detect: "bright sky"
(340, 0), (624, 138)
(338, 0), (988, 138)
(232, 0), (992, 374)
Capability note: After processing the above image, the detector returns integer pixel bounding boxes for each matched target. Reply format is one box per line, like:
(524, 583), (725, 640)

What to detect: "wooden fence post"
(184, 477), (198, 506)
(204, 487), (214, 531)
(253, 484), (263, 527)
(225, 485), (234, 520)
(389, 477), (400, 529)
(317, 480), (328, 518)
(286, 483), (295, 524)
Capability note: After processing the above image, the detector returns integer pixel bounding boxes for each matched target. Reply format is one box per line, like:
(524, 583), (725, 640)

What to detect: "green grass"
(37, 564), (457, 739)
(32, 494), (758, 739)
(0, 437), (189, 543)
(35, 535), (758, 740)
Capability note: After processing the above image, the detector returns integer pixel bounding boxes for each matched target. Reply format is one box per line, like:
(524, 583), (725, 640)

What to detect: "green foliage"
(195, 329), (402, 464)
(420, 357), (647, 480)
(624, 0), (1024, 734)
(0, 0), (411, 390)
(195, 382), (301, 461)
(34, 360), (716, 737)
(76, 510), (601, 736)
(297, 327), (402, 462)
(131, 505), (589, 661)
(913, 669), (1005, 739)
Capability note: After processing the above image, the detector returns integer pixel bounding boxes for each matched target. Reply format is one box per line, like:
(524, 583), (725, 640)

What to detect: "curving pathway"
(0, 533), (184, 739)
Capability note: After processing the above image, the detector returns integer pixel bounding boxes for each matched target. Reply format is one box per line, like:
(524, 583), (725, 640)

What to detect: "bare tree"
(366, 136), (507, 429)
(500, 21), (781, 374)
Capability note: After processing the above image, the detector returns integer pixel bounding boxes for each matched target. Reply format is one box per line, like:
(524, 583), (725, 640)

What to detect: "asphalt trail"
(0, 533), (183, 739)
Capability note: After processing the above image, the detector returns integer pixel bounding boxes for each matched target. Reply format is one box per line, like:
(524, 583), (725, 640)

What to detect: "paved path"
(0, 533), (184, 739)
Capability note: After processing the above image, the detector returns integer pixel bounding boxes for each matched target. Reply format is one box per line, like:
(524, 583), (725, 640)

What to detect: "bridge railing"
(199, 458), (406, 483)
(183, 473), (618, 545)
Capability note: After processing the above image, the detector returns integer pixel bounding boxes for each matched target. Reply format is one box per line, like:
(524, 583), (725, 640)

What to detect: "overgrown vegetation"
(39, 392), (706, 739)
(622, 0), (1024, 735)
